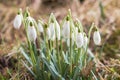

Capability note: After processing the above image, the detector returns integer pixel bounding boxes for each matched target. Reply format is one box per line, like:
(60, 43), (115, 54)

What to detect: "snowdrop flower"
(67, 33), (74, 47)
(13, 9), (23, 29)
(49, 22), (55, 41)
(76, 32), (84, 48)
(93, 30), (101, 45)
(38, 21), (44, 33)
(62, 20), (70, 39)
(55, 21), (60, 40)
(49, 13), (60, 40)
(28, 22), (37, 42)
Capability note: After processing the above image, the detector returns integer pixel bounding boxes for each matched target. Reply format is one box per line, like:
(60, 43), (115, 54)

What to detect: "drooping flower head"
(55, 20), (61, 40)
(75, 24), (84, 48)
(76, 32), (84, 48)
(28, 22), (37, 42)
(49, 18), (55, 41)
(13, 8), (23, 29)
(62, 16), (70, 39)
(48, 13), (61, 41)
(93, 28), (101, 45)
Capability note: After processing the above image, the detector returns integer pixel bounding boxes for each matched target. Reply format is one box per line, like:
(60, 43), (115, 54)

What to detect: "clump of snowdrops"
(13, 8), (101, 80)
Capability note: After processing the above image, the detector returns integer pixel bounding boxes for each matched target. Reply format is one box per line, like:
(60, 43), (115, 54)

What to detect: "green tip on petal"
(30, 22), (33, 26)
(95, 25), (99, 31)
(24, 7), (30, 17)
(66, 15), (70, 21)
(51, 18), (54, 23)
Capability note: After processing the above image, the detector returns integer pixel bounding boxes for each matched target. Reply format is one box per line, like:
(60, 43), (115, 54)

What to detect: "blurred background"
(0, 0), (120, 77)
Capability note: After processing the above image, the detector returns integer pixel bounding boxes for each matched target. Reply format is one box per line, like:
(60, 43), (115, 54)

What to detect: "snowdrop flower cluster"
(13, 8), (101, 47)
(13, 8), (102, 80)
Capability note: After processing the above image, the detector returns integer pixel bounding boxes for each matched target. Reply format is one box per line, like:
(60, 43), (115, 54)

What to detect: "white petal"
(13, 15), (22, 29)
(38, 23), (44, 32)
(83, 36), (88, 47)
(28, 26), (37, 42)
(55, 21), (60, 40)
(75, 27), (78, 40)
(62, 21), (70, 39)
(46, 28), (51, 40)
(49, 23), (55, 41)
(67, 33), (74, 47)
(93, 31), (101, 45)
(76, 33), (84, 48)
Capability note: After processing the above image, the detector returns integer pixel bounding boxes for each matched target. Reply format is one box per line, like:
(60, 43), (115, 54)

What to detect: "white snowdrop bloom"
(46, 27), (51, 40)
(83, 36), (88, 47)
(49, 23), (55, 41)
(28, 25), (37, 42)
(62, 20), (70, 39)
(93, 30), (101, 45)
(67, 33), (74, 47)
(13, 14), (22, 29)
(38, 22), (44, 33)
(76, 32), (84, 48)
(55, 21), (60, 40)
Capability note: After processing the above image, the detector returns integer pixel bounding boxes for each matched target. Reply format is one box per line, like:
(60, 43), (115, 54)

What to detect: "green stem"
(83, 23), (95, 66)
(44, 28), (50, 62)
(69, 24), (72, 76)
(68, 9), (73, 75)
(23, 18), (36, 66)
(77, 48), (81, 63)
(56, 37), (61, 73)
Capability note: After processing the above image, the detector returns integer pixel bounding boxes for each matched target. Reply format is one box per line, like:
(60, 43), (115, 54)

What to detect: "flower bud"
(13, 14), (22, 29)
(38, 22), (44, 33)
(62, 20), (70, 39)
(28, 22), (37, 42)
(76, 32), (84, 48)
(93, 30), (101, 45)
